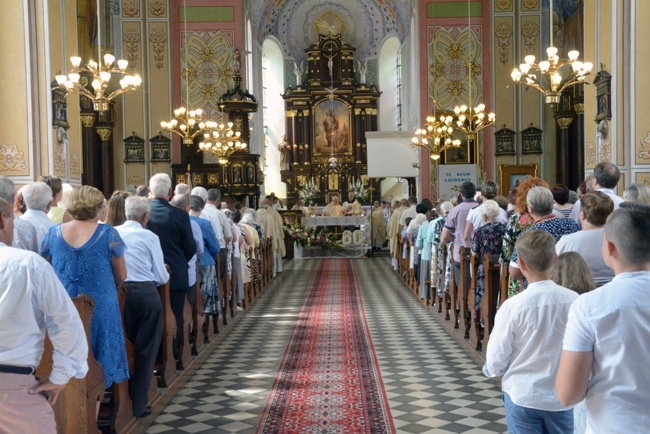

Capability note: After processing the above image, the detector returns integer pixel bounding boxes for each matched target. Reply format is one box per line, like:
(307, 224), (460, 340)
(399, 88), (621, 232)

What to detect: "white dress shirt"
(115, 220), (169, 286)
(399, 205), (417, 227)
(466, 206), (508, 232)
(189, 220), (204, 287)
(22, 209), (55, 251)
(13, 216), (39, 253)
(202, 203), (231, 248)
(484, 280), (577, 410)
(0, 243), (88, 385)
(555, 228), (614, 285)
(563, 271), (650, 433)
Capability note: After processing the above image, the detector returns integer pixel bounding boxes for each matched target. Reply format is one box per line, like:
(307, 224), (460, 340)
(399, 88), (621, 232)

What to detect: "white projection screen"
(365, 132), (418, 177)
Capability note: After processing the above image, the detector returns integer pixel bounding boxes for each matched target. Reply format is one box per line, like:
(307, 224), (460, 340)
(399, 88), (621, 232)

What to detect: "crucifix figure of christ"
(323, 51), (337, 78)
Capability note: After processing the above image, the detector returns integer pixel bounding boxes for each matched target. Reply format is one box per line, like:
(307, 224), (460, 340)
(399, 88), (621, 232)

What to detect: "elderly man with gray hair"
(0, 176), (38, 252)
(21, 181), (55, 249)
(509, 186), (580, 282)
(115, 196), (169, 418)
(146, 173), (196, 358)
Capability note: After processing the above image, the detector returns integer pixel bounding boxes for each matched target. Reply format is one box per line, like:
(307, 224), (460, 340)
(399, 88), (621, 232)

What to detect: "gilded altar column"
(354, 108), (363, 163)
(302, 109), (311, 164)
(290, 110), (300, 165)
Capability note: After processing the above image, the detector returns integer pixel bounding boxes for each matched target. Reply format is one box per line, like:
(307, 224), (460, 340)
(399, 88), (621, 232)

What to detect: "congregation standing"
(0, 173), (284, 430)
(2, 162), (650, 433)
(387, 161), (650, 433)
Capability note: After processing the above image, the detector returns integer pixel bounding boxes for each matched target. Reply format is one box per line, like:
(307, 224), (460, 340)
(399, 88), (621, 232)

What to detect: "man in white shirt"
(556, 202), (650, 432)
(399, 196), (418, 228)
(21, 181), (55, 249)
(0, 198), (88, 432)
(116, 196), (169, 418)
(0, 176), (38, 252)
(484, 230), (576, 432)
(570, 162), (624, 224)
(556, 192), (615, 286)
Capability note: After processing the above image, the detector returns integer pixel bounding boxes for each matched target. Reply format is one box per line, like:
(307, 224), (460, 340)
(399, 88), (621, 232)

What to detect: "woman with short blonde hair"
(42, 185), (129, 389)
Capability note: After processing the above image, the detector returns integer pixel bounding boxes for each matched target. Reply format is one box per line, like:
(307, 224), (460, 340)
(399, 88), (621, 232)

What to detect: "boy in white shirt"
(484, 230), (577, 433)
(556, 202), (650, 433)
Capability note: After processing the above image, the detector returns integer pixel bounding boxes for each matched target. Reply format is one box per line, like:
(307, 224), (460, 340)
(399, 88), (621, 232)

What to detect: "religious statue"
(231, 48), (241, 76)
(293, 61), (304, 87)
(278, 134), (291, 170)
(357, 60), (367, 85)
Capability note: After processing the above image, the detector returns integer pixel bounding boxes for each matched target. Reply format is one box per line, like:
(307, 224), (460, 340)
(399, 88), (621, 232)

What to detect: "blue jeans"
(503, 392), (573, 434)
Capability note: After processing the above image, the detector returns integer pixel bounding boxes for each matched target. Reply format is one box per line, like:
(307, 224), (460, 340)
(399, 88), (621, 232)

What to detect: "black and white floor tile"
(146, 258), (506, 434)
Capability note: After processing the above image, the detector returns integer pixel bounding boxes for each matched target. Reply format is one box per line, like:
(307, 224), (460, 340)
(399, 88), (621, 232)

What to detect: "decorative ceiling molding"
(252, 0), (409, 62)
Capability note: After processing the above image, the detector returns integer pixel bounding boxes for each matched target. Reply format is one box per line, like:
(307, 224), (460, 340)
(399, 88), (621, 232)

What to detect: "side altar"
(281, 31), (381, 205)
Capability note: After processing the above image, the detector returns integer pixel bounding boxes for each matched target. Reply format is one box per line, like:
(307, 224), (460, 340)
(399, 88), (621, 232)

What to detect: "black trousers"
(169, 286), (193, 355)
(124, 282), (163, 416)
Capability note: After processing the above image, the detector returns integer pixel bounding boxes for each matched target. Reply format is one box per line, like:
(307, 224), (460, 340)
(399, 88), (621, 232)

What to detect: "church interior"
(2, 0), (649, 433)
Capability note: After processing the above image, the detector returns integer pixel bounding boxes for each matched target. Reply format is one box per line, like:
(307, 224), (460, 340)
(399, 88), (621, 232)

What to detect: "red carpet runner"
(257, 259), (395, 434)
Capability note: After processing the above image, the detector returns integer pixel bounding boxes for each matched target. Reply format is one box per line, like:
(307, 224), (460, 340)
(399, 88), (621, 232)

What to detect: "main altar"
(281, 30), (381, 205)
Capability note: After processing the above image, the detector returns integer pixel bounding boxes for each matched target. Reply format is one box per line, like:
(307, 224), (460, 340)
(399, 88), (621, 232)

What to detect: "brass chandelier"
(198, 107), (247, 165)
(55, 0), (141, 112)
(511, 1), (592, 105)
(160, 106), (207, 145)
(411, 101), (460, 161)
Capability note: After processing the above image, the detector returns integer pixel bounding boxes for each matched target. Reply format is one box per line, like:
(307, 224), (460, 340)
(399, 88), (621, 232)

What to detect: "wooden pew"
(468, 252), (480, 347)
(192, 266), (206, 355)
(480, 253), (502, 352)
(458, 246), (472, 338)
(253, 245), (261, 298)
(156, 269), (177, 388)
(448, 243), (460, 328)
(431, 244), (441, 312)
(36, 295), (105, 434)
(177, 298), (193, 370)
(499, 260), (509, 309)
(441, 243), (451, 320)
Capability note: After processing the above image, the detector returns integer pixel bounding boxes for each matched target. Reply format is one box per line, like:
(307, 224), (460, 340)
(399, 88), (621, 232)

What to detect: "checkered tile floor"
(146, 258), (506, 433)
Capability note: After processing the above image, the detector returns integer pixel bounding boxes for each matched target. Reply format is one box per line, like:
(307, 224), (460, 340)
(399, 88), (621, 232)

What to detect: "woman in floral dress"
(500, 177), (550, 298)
(471, 200), (506, 324)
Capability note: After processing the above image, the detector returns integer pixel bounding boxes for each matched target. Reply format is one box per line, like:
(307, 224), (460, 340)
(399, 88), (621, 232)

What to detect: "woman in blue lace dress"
(41, 186), (129, 388)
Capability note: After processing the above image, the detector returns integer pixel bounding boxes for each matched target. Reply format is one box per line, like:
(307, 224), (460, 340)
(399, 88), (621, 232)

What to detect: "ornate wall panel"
(181, 30), (235, 118)
(635, 1), (650, 166)
(122, 0), (140, 18)
(148, 0), (167, 18)
(494, 0), (513, 13)
(520, 0), (540, 12)
(427, 25), (484, 111)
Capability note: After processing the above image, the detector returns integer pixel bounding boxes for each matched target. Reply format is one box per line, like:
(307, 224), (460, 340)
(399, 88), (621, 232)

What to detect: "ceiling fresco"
(252, 0), (410, 62)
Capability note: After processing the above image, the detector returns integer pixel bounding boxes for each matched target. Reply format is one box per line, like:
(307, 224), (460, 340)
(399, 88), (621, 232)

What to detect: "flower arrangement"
(284, 221), (343, 250)
(349, 177), (369, 203)
(297, 179), (320, 204)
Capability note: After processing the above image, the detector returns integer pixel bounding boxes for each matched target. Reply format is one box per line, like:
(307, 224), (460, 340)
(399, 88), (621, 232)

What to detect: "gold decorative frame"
(498, 164), (538, 195)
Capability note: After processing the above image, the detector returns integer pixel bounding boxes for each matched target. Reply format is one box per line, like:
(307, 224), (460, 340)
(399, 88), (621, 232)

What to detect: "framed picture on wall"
(313, 99), (353, 156)
(498, 164), (538, 195)
(442, 139), (471, 164)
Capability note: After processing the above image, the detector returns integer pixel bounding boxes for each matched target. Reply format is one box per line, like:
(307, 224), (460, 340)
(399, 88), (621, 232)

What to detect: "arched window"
(378, 36), (402, 131)
(261, 38), (286, 197)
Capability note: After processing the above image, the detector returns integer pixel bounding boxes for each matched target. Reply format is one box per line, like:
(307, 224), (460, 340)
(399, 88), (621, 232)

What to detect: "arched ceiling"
(252, 0), (410, 62)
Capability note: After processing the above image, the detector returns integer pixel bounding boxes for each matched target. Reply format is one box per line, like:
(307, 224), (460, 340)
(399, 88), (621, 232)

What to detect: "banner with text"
(438, 165), (478, 201)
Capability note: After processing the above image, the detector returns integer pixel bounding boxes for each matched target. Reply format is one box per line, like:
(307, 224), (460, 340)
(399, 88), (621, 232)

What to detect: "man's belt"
(0, 364), (35, 375)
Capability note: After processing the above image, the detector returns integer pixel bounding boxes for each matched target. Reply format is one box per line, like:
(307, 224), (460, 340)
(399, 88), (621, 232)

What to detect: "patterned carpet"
(257, 259), (393, 433)
(145, 258), (507, 433)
